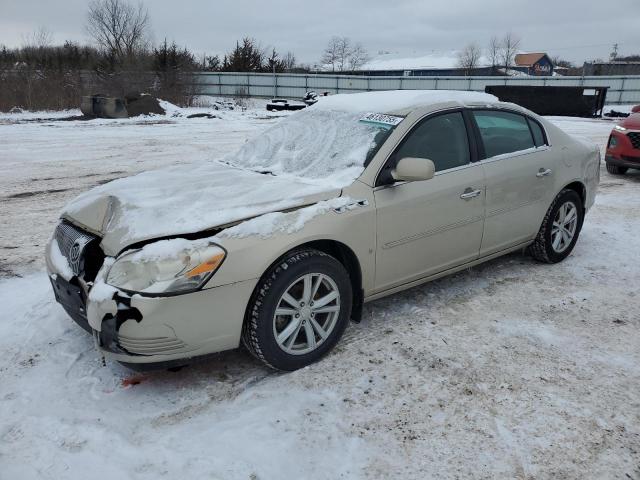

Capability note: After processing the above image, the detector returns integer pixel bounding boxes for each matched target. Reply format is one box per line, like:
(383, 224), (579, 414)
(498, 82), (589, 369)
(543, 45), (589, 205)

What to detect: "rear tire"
(242, 249), (352, 371)
(606, 163), (628, 175)
(529, 189), (584, 264)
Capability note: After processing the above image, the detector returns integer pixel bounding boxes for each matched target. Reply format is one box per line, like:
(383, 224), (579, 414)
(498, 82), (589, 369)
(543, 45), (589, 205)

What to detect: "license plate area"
(49, 275), (91, 333)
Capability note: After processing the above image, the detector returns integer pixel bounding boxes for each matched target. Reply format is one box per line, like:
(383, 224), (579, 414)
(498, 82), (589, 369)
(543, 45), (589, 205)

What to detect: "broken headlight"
(106, 242), (226, 294)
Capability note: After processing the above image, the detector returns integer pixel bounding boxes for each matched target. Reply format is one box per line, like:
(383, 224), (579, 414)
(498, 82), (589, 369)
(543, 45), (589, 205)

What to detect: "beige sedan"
(45, 90), (600, 371)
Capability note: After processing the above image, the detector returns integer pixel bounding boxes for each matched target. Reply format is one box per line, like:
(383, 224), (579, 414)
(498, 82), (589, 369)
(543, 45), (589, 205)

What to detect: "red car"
(606, 110), (640, 175)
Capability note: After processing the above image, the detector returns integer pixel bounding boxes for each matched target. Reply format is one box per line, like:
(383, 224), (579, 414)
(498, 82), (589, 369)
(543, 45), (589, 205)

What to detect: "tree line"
(456, 33), (529, 75)
(0, 0), (315, 111)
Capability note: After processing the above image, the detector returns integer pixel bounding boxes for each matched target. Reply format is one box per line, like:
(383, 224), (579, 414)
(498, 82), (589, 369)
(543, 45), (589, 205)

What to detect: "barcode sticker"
(359, 112), (404, 127)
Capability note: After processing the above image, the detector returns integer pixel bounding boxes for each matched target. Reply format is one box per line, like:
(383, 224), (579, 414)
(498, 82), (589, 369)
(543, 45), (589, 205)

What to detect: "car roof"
(313, 90), (502, 116)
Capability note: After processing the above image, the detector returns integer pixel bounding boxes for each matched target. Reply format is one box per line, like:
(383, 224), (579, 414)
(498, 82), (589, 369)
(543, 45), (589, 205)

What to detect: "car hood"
(620, 113), (640, 130)
(62, 161), (342, 255)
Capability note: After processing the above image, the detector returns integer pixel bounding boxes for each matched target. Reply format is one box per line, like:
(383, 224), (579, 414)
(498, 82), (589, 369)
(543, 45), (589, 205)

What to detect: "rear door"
(373, 110), (486, 292)
(470, 109), (555, 256)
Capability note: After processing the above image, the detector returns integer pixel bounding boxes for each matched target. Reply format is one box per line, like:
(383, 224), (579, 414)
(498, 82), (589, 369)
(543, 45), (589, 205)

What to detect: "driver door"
(373, 110), (486, 293)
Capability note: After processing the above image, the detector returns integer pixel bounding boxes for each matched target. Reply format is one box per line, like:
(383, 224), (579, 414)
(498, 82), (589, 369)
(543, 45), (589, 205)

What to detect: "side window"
(472, 110), (535, 158)
(393, 112), (470, 172)
(527, 118), (547, 147)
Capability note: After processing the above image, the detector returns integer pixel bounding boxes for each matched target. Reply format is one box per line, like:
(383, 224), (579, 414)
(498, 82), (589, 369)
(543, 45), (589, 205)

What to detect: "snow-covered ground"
(1, 102), (639, 479)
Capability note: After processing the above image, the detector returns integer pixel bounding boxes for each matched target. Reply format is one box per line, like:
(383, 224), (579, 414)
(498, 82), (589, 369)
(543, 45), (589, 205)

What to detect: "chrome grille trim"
(118, 335), (186, 355)
(54, 222), (97, 276)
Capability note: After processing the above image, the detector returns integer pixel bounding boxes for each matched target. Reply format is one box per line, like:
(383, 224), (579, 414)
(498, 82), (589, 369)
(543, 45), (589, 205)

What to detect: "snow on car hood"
(62, 161), (341, 255)
(62, 107), (389, 254)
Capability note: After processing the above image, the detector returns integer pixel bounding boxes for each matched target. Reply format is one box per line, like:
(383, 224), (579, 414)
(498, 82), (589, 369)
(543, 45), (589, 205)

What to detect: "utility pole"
(610, 43), (619, 61)
(273, 62), (277, 99)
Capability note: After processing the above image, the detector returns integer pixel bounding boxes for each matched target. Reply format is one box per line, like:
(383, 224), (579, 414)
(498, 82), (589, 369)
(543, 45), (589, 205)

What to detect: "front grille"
(55, 222), (98, 276)
(628, 132), (640, 150)
(54, 222), (105, 282)
(118, 334), (186, 355)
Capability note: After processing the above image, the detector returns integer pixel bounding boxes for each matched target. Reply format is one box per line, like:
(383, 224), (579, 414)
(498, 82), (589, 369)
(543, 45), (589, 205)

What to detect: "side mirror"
(391, 157), (435, 182)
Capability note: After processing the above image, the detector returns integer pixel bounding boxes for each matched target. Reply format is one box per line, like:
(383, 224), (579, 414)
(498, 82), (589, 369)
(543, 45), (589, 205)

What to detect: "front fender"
(204, 182), (376, 294)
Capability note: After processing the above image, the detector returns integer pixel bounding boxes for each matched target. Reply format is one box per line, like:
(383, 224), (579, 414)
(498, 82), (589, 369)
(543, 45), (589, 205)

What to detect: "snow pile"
(157, 98), (236, 118)
(219, 197), (353, 239)
(157, 99), (183, 117)
(191, 95), (239, 110)
(313, 90), (498, 113)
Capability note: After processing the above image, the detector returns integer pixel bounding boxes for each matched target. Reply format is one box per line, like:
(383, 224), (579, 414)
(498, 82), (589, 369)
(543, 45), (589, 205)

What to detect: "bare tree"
(348, 42), (369, 71)
(22, 27), (53, 50)
(322, 36), (354, 72)
(457, 43), (482, 75)
(321, 36), (341, 72)
(321, 37), (368, 72)
(86, 0), (150, 59)
(487, 36), (500, 74)
(500, 32), (521, 72)
(283, 51), (296, 71)
(336, 37), (352, 72)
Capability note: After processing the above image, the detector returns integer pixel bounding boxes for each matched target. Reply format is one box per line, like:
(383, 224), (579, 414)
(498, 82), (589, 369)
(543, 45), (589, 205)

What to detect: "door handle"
(536, 168), (552, 177)
(460, 188), (482, 200)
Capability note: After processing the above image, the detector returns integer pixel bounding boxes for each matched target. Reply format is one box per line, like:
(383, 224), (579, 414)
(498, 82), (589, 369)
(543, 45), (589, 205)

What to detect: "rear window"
(527, 118), (547, 147)
(473, 110), (535, 158)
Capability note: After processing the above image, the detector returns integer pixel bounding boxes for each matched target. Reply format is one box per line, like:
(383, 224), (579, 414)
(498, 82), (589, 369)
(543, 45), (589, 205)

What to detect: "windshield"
(224, 108), (398, 188)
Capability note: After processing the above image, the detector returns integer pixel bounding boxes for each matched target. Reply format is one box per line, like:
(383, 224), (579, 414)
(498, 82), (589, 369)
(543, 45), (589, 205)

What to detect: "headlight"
(106, 242), (226, 294)
(614, 125), (627, 132)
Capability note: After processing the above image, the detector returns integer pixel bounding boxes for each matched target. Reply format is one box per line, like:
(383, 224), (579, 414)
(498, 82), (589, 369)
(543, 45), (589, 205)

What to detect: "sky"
(1, 0), (639, 66)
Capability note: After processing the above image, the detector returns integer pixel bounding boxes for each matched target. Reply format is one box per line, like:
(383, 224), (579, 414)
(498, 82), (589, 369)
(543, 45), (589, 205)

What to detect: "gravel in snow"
(0, 103), (639, 479)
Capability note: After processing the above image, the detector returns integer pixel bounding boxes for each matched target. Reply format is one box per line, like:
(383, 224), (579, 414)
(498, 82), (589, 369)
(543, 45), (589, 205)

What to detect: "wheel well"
(563, 181), (586, 207)
(295, 240), (364, 322)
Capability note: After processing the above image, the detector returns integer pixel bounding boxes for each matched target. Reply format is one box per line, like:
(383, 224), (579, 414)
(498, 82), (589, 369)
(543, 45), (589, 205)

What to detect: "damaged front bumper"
(45, 239), (257, 367)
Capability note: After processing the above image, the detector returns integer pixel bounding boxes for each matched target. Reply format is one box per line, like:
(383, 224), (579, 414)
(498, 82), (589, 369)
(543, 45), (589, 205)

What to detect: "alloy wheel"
(272, 273), (341, 355)
(551, 201), (578, 253)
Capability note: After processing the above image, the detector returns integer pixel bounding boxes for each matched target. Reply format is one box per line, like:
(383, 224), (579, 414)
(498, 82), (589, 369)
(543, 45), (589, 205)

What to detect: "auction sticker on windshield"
(359, 112), (404, 129)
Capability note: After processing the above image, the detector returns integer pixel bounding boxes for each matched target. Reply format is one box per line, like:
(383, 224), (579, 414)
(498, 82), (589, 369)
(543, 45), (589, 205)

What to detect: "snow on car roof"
(313, 90), (499, 114)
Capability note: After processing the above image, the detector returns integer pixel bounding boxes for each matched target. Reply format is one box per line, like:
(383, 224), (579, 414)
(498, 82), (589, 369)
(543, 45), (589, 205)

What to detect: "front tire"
(529, 189), (584, 264)
(242, 249), (352, 371)
(606, 163), (628, 175)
